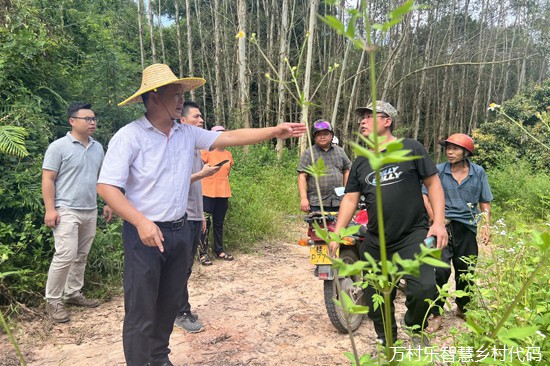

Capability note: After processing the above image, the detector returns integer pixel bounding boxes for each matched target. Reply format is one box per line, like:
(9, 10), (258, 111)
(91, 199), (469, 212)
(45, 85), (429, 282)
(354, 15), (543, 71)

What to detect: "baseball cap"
(355, 101), (397, 121)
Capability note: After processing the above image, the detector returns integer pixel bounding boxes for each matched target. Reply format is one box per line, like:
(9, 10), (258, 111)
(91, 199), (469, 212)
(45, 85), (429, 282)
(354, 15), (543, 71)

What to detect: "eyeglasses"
(313, 120), (331, 130)
(71, 116), (98, 123)
(361, 114), (388, 121)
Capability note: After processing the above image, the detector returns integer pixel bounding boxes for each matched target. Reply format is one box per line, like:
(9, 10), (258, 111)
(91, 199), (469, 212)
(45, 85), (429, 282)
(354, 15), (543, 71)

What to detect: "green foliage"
(454, 226), (550, 364)
(487, 160), (550, 221)
(84, 218), (124, 298)
(0, 124), (28, 158)
(221, 145), (301, 252)
(476, 78), (550, 172)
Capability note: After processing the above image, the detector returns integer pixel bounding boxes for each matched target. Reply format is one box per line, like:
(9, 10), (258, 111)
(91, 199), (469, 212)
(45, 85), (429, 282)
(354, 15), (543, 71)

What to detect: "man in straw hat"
(328, 100), (448, 348)
(97, 63), (305, 366)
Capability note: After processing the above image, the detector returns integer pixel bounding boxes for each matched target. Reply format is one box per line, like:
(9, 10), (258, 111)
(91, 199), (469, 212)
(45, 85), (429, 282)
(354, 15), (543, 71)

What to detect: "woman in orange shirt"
(199, 125), (234, 265)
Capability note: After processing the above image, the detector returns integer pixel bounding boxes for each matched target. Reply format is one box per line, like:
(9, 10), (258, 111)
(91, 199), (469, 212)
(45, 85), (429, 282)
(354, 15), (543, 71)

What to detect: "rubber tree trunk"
(275, 0), (290, 160)
(137, 0), (145, 69)
(237, 0), (250, 131)
(185, 0), (195, 98)
(299, 0), (320, 154)
(147, 0), (156, 63)
(158, 0), (166, 63)
(174, 0), (184, 77)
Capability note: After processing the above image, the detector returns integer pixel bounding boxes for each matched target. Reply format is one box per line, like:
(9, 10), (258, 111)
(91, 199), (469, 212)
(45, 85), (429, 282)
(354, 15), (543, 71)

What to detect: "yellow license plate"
(309, 245), (338, 265)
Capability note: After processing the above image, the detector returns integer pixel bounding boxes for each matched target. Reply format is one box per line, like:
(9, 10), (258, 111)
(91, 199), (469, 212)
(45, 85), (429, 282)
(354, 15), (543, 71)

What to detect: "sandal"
(200, 254), (213, 266)
(216, 252), (234, 261)
(426, 315), (443, 333)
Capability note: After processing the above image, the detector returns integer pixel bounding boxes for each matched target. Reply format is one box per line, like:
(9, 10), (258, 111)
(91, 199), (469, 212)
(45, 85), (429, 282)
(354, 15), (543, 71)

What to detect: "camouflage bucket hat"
(355, 101), (397, 121)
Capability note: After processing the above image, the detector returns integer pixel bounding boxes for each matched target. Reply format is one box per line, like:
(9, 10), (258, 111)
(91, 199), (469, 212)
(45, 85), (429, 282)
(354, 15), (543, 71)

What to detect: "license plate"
(309, 245), (337, 265)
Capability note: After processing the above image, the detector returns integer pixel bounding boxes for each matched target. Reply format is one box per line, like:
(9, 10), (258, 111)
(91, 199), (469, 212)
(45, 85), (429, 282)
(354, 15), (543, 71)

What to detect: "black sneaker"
(174, 312), (203, 333)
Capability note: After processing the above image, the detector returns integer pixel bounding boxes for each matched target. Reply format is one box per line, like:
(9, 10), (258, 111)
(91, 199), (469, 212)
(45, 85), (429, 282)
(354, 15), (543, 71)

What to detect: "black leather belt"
(155, 214), (187, 231)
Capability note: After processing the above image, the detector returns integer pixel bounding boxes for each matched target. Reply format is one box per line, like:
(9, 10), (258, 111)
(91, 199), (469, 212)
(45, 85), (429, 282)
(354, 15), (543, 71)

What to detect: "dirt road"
(1, 225), (463, 365)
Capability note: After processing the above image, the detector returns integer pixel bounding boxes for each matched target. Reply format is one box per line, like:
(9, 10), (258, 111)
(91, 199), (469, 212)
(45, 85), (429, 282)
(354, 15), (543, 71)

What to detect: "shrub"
(487, 160), (550, 222)
(218, 144), (301, 252)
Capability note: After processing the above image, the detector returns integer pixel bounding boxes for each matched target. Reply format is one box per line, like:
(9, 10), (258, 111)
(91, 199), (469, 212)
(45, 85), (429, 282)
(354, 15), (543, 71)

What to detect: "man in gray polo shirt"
(42, 102), (112, 323)
(174, 101), (220, 333)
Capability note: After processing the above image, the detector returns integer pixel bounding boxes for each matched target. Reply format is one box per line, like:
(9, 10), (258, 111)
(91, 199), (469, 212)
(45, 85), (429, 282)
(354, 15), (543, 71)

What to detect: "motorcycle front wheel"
(323, 249), (364, 333)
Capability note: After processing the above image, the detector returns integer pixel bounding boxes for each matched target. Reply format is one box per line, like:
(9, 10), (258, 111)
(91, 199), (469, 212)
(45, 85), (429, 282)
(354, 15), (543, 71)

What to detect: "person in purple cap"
(297, 119), (352, 212)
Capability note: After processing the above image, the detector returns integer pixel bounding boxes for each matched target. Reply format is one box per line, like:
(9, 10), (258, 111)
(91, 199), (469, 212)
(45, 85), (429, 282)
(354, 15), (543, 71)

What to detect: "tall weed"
(453, 223), (549, 365)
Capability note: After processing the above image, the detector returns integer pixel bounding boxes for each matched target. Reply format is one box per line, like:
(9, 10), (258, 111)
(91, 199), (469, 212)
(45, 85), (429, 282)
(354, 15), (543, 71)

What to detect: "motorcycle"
(297, 199), (369, 333)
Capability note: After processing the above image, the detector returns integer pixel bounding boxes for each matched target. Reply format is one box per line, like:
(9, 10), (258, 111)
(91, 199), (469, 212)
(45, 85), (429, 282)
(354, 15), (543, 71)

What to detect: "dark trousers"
(363, 241), (436, 341)
(122, 220), (193, 366)
(179, 220), (201, 315)
(433, 220), (478, 313)
(200, 197), (228, 256)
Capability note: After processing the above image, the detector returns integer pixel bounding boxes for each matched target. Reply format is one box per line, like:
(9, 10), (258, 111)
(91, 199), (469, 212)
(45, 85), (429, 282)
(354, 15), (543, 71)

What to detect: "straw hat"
(118, 64), (206, 106)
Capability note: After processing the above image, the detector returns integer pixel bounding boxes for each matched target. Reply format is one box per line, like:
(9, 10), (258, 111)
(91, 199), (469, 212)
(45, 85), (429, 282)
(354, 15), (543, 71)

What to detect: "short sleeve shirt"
(201, 149), (234, 198)
(345, 138), (437, 248)
(42, 132), (104, 210)
(98, 116), (219, 222)
(186, 151), (205, 221)
(437, 161), (493, 232)
(297, 144), (352, 207)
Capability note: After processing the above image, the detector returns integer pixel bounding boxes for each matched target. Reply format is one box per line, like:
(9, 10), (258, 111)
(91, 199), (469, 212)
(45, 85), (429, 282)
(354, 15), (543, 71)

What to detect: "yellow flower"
(236, 31), (245, 39)
(265, 73), (271, 78)
(488, 102), (501, 111)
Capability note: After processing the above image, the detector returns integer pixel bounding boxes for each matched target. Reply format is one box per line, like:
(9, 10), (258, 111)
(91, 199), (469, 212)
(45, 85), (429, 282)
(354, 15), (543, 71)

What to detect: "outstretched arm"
(210, 123), (306, 148)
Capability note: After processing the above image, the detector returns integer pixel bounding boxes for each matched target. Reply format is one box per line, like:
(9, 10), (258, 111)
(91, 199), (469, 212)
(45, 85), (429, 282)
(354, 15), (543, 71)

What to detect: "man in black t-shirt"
(329, 101), (448, 347)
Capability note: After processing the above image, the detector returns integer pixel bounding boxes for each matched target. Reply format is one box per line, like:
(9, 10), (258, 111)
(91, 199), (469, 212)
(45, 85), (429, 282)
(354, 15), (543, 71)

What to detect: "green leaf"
(465, 318), (485, 335)
(336, 260), (366, 276)
(451, 290), (469, 298)
(312, 221), (329, 242)
(503, 326), (539, 340)
(303, 158), (329, 178)
(420, 256), (451, 268)
(338, 225), (360, 237)
(363, 252), (379, 271)
(348, 304), (370, 314)
(372, 293), (383, 311)
(0, 270), (23, 279)
(319, 15), (345, 35)
(0, 125), (29, 158)
(352, 39), (365, 50)
(389, 0), (416, 20)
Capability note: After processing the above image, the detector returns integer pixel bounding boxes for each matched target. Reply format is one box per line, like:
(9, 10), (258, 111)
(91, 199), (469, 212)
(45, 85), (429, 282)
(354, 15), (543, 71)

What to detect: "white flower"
(536, 330), (546, 338)
(488, 103), (501, 111)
